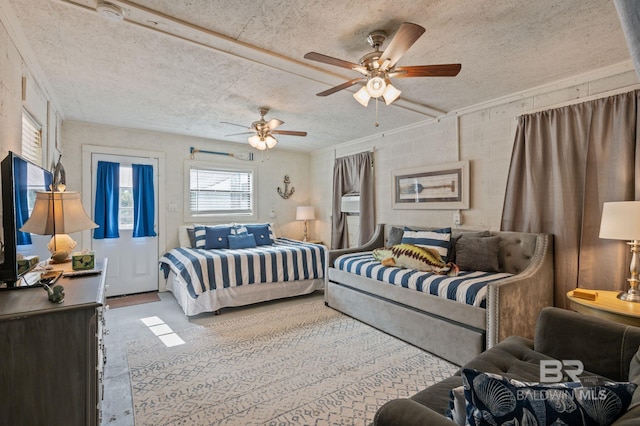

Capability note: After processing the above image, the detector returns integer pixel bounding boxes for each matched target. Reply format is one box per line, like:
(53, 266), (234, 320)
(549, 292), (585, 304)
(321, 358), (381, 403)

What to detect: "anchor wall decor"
(277, 175), (295, 199)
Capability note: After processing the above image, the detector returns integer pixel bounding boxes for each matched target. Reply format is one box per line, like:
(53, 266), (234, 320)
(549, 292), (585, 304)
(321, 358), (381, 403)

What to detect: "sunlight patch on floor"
(141, 316), (185, 347)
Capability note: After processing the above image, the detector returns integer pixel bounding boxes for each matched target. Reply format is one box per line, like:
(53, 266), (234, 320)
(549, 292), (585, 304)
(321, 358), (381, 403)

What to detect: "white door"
(91, 153), (159, 297)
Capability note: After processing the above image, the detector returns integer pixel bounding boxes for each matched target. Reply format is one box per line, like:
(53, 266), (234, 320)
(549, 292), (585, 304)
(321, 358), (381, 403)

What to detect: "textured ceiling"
(4, 0), (632, 152)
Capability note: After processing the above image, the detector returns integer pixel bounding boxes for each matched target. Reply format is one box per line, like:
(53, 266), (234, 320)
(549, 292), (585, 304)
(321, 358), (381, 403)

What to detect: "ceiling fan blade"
(266, 118), (284, 130)
(304, 52), (361, 71)
(225, 131), (254, 137)
(393, 64), (462, 77)
(221, 121), (250, 129)
(272, 130), (307, 137)
(378, 22), (426, 69)
(316, 78), (364, 97)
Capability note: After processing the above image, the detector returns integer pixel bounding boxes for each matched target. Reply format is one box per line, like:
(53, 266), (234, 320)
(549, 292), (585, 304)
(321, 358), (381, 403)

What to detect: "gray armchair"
(374, 307), (640, 425)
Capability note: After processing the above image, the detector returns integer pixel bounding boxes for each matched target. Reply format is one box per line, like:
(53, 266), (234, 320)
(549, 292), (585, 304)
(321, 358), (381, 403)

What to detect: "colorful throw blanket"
(334, 252), (512, 307)
(160, 238), (326, 299)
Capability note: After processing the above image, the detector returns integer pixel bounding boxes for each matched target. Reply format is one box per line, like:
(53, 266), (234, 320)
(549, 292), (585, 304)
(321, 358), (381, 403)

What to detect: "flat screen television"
(0, 151), (52, 288)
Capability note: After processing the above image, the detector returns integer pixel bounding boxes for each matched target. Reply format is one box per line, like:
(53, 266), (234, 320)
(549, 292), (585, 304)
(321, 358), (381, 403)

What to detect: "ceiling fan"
(222, 107), (307, 150)
(304, 22), (461, 107)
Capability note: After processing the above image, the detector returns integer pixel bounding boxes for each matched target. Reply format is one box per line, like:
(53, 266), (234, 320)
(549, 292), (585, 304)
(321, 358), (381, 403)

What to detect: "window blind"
(189, 167), (253, 216)
(21, 109), (43, 166)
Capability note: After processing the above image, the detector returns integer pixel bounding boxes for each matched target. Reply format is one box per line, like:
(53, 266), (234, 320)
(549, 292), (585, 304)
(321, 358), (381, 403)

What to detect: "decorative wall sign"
(392, 161), (469, 209)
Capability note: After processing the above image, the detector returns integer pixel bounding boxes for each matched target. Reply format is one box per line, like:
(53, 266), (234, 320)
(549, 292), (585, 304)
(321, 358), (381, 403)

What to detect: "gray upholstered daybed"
(325, 224), (554, 365)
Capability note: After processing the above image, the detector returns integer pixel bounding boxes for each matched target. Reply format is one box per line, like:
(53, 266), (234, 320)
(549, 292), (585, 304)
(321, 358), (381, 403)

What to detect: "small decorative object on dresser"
(43, 283), (65, 303)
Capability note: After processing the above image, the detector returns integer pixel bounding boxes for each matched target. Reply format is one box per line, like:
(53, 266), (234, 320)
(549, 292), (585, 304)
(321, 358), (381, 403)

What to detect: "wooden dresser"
(0, 259), (108, 426)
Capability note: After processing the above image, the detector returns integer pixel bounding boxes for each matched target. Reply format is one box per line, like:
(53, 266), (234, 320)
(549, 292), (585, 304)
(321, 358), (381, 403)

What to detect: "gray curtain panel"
(501, 90), (640, 308)
(331, 151), (375, 249)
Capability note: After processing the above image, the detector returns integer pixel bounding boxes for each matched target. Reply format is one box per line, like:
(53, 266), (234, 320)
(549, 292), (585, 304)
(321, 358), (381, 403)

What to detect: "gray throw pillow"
(455, 236), (501, 272)
(187, 227), (196, 248)
(449, 231), (490, 263)
(387, 226), (405, 246)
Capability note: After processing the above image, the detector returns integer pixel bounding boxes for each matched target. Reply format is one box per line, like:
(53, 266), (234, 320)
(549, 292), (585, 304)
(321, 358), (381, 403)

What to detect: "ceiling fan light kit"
(305, 22), (461, 112)
(223, 107), (307, 151)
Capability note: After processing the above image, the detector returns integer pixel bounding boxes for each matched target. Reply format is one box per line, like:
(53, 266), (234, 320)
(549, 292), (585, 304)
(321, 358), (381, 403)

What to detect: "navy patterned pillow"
(245, 224), (274, 246)
(462, 368), (637, 426)
(204, 225), (232, 249)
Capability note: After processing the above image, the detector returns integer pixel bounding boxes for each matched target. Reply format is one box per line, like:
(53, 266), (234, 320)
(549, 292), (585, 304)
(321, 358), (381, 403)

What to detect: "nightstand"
(566, 289), (640, 327)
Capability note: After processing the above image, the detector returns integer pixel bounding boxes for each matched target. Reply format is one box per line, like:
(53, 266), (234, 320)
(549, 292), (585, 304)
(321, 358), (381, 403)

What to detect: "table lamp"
(599, 201), (640, 302)
(296, 205), (315, 242)
(20, 191), (98, 263)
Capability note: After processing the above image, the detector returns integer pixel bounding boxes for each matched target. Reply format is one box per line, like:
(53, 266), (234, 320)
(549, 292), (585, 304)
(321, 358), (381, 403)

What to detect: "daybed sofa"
(160, 224), (326, 316)
(374, 307), (640, 426)
(326, 224), (554, 365)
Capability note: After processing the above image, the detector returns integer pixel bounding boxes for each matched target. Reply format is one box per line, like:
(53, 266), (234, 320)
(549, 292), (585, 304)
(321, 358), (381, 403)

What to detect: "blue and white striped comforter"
(160, 238), (326, 299)
(334, 252), (512, 308)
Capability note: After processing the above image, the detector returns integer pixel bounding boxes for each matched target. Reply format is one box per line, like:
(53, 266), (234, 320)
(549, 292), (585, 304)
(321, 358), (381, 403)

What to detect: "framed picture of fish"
(391, 161), (469, 209)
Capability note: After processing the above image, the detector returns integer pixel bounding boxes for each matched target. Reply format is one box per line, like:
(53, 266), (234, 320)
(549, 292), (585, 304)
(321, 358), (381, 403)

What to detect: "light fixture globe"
(382, 83), (402, 105)
(248, 135), (260, 148)
(255, 139), (267, 150)
(366, 76), (386, 98)
(265, 135), (278, 149)
(353, 86), (371, 107)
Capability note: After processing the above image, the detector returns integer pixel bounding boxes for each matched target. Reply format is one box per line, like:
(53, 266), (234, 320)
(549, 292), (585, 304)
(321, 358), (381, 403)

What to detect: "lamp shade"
(353, 86), (371, 107)
(296, 205), (315, 221)
(382, 83), (401, 105)
(599, 201), (640, 240)
(20, 191), (98, 235)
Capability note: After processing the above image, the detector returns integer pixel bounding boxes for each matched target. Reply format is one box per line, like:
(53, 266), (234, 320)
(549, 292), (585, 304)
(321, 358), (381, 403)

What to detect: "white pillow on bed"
(178, 225), (193, 248)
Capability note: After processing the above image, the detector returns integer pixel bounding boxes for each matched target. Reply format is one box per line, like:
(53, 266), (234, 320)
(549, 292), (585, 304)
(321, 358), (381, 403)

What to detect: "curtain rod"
(334, 148), (375, 160)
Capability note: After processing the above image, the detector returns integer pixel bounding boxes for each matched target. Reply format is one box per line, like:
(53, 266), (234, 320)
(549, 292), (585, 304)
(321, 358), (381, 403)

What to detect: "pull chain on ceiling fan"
(304, 22), (461, 107)
(222, 107), (307, 151)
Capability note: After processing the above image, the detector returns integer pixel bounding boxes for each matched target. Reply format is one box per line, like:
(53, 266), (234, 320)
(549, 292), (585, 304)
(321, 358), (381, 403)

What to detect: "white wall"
(0, 17), (61, 260)
(311, 66), (640, 245)
(0, 16), (61, 168)
(61, 121), (313, 251)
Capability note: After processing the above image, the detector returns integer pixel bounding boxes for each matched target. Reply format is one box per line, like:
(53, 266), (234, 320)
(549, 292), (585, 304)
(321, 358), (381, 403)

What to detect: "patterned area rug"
(127, 300), (457, 425)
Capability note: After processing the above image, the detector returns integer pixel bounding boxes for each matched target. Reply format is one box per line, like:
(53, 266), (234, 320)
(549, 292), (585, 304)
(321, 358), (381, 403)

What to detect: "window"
(119, 165), (134, 230)
(21, 109), (43, 166)
(186, 162), (255, 220)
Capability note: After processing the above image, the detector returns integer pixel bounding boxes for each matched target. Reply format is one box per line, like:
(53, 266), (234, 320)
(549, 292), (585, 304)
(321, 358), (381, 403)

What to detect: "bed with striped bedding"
(160, 238), (326, 315)
(334, 252), (512, 308)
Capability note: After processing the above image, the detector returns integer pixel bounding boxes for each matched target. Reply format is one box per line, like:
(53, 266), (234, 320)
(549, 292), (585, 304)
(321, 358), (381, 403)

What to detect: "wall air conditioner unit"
(340, 192), (360, 215)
